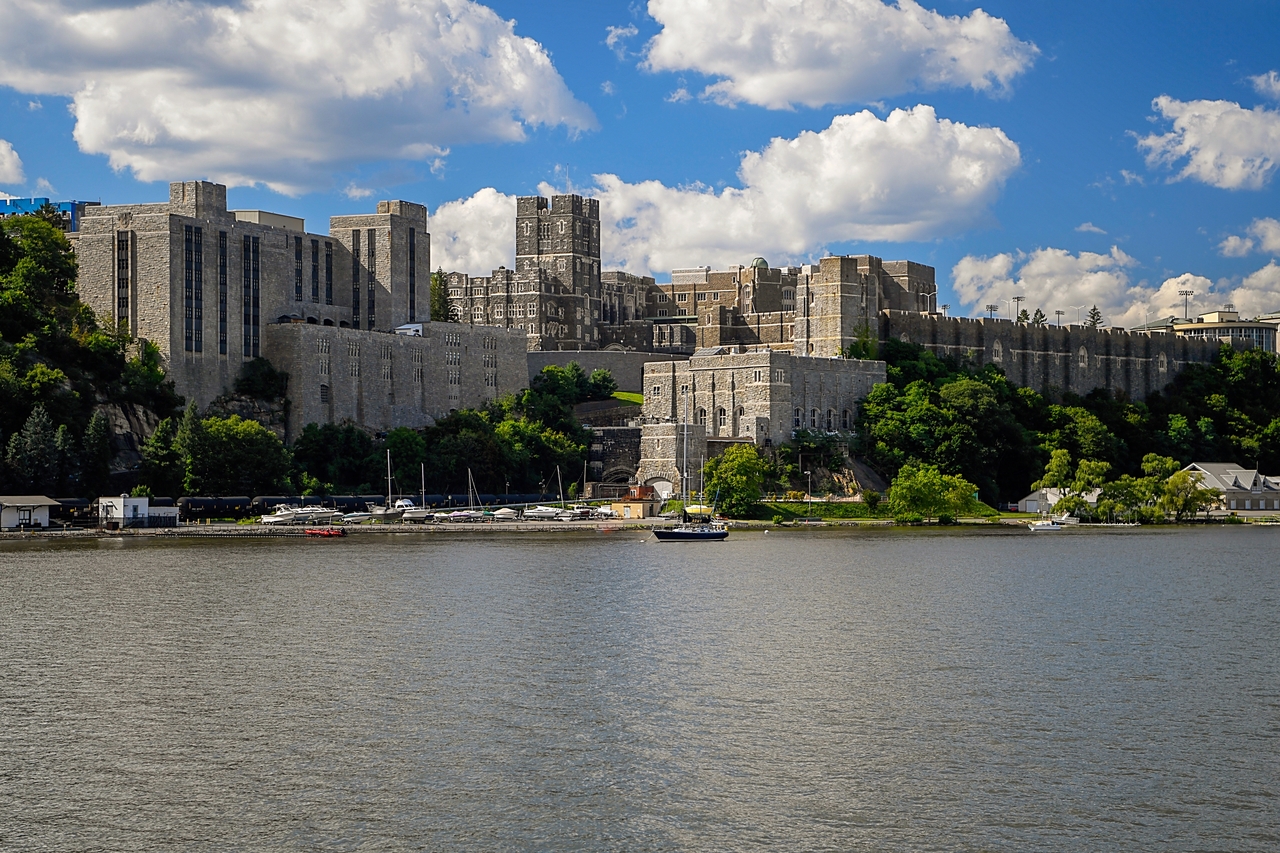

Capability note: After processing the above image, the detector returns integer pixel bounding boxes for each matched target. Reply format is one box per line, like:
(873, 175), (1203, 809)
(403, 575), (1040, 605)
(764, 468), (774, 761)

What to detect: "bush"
(894, 512), (924, 524)
(234, 358), (289, 399)
(771, 514), (785, 526)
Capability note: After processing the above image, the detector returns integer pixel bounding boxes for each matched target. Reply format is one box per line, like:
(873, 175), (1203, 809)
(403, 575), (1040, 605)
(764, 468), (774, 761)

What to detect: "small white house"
(98, 495), (180, 528)
(1017, 487), (1101, 513)
(0, 496), (59, 529)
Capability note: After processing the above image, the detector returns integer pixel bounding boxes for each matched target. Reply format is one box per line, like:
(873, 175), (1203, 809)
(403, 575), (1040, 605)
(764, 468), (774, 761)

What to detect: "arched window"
(448, 305), (461, 320)
(717, 407), (727, 428)
(810, 408), (819, 428)
(472, 306), (484, 321)
(826, 409), (835, 430)
(794, 408), (802, 428)
(1078, 346), (1088, 368)
(842, 409), (851, 430)
(1158, 352), (1168, 372)
(992, 339), (1003, 363)
(696, 407), (707, 426)
(319, 384), (330, 403)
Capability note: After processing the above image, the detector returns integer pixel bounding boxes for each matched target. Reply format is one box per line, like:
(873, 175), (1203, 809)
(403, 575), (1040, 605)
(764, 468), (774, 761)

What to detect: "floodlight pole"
(1179, 289), (1194, 320)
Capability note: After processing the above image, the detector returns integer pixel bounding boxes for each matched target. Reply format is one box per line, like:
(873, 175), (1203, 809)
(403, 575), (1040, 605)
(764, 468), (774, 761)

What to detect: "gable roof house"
(1184, 463), (1280, 512)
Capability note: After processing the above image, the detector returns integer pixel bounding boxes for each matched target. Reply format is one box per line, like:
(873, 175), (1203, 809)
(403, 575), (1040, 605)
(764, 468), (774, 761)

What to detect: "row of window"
(793, 408), (853, 431)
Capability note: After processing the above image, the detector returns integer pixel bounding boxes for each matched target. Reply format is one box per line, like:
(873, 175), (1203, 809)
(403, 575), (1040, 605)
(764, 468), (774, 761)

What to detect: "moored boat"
(654, 522), (729, 541)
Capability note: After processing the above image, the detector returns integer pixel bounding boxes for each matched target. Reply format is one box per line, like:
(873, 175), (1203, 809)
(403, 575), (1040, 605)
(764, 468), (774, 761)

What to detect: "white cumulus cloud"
(643, 0), (1037, 109)
(0, 139), (23, 184)
(1252, 70), (1280, 101)
(591, 106), (1019, 275)
(0, 0), (595, 195)
(1137, 95), (1280, 190)
(1075, 222), (1105, 234)
(1219, 217), (1280, 257)
(427, 187), (516, 274)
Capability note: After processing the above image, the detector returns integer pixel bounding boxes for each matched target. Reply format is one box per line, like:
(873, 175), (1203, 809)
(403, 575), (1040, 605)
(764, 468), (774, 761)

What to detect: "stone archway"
(601, 466), (635, 483)
(645, 477), (674, 499)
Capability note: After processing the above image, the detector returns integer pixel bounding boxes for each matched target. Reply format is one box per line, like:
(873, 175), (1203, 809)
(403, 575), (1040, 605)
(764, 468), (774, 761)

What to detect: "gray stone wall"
(880, 311), (1221, 399)
(588, 426), (642, 483)
(263, 321), (527, 442)
(640, 350), (887, 448)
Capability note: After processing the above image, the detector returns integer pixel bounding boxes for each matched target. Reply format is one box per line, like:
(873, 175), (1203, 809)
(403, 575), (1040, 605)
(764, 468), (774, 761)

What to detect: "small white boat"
(1028, 519), (1062, 531)
(342, 511), (373, 524)
(493, 507), (519, 521)
(523, 505), (562, 520)
(260, 506), (303, 525)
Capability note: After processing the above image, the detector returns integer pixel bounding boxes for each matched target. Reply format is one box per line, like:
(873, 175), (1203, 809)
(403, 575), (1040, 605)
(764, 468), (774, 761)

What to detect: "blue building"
(0, 197), (97, 232)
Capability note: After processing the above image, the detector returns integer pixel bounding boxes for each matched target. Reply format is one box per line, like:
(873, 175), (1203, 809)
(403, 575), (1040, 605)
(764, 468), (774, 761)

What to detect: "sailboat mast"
(386, 449), (392, 506)
(682, 384), (689, 504)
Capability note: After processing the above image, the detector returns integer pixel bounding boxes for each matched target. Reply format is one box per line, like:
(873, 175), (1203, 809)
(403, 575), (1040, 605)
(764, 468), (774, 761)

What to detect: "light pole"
(985, 303), (999, 319)
(1179, 289), (1194, 320)
(1012, 295), (1026, 321)
(1054, 309), (1064, 328)
(805, 470), (812, 517)
(1070, 305), (1086, 324)
(940, 303), (950, 317)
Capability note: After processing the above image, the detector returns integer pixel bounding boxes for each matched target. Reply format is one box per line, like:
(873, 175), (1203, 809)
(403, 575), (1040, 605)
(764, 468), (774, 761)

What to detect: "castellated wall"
(263, 322), (527, 443)
(881, 311), (1222, 400)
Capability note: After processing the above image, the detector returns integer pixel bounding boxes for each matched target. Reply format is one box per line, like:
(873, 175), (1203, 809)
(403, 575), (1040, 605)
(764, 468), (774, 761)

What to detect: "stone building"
(634, 347), (887, 496)
(73, 180), (524, 439)
(880, 311), (1221, 400)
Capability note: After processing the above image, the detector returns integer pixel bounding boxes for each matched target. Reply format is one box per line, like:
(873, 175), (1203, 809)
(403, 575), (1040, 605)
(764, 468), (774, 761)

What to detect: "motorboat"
(493, 507), (519, 521)
(523, 505), (562, 520)
(260, 505), (303, 525)
(341, 511), (373, 524)
(398, 498), (433, 523)
(1028, 519), (1062, 531)
(298, 504), (342, 524)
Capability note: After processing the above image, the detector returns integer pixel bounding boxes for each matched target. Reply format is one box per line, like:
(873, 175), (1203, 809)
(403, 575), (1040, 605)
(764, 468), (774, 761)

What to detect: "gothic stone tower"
(515, 194), (601, 348)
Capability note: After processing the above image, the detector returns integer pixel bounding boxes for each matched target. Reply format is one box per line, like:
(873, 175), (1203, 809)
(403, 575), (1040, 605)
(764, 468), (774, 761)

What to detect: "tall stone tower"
(793, 256), (881, 357)
(515, 194), (601, 347)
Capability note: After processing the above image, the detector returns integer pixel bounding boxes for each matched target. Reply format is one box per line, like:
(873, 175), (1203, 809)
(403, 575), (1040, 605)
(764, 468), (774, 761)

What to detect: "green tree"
(81, 410), (113, 497)
(184, 415), (291, 496)
(1086, 305), (1104, 328)
(702, 444), (769, 518)
(888, 462), (980, 522)
(385, 426), (427, 490)
(1030, 308), (1048, 326)
(1157, 469), (1220, 521)
(430, 268), (452, 322)
(138, 417), (185, 498)
(291, 422), (378, 492)
(5, 404), (59, 493)
(586, 368), (618, 400)
(234, 357), (289, 399)
(1017, 308), (1031, 324)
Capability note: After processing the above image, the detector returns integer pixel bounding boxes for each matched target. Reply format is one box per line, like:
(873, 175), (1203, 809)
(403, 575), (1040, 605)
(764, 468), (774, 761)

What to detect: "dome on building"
(750, 257), (769, 269)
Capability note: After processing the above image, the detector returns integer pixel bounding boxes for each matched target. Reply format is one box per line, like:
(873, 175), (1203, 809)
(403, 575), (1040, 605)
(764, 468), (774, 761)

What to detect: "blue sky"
(2, 1), (1279, 326)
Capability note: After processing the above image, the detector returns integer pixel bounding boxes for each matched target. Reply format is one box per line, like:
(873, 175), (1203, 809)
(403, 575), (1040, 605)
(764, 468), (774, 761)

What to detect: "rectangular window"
(193, 227), (203, 352)
(294, 236), (303, 301)
(218, 231), (228, 354)
(251, 236), (260, 357)
(366, 228), (376, 329)
(243, 235), (253, 356)
(657, 309), (667, 317)
(324, 241), (333, 305)
(184, 225), (194, 351)
(408, 227), (417, 322)
(753, 369), (763, 382)
(652, 385), (662, 396)
(676, 292), (688, 302)
(712, 292), (720, 301)
(116, 231), (130, 323)
(311, 239), (320, 303)
(351, 229), (361, 329)
(697, 292), (707, 301)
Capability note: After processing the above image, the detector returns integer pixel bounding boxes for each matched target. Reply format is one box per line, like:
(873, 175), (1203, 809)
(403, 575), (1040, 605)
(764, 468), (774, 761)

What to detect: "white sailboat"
(367, 450), (403, 523)
(401, 463), (434, 522)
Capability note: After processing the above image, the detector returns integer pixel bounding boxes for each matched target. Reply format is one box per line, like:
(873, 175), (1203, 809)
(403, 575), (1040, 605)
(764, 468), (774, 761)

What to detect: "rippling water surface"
(2, 527), (1278, 851)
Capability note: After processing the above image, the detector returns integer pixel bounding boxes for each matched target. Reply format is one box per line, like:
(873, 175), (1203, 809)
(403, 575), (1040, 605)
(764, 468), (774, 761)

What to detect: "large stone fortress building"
(73, 181), (526, 439)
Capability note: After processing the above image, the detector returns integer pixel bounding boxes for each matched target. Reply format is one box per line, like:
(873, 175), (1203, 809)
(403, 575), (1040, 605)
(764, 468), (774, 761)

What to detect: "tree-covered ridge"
(0, 214), (183, 495)
(859, 338), (1280, 504)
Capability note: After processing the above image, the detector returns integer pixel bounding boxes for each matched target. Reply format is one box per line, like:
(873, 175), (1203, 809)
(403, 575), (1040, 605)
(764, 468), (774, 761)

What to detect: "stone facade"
(588, 426), (643, 484)
(635, 348), (887, 495)
(446, 194), (667, 352)
(264, 322), (525, 441)
(881, 312), (1221, 400)
(75, 182), (423, 405)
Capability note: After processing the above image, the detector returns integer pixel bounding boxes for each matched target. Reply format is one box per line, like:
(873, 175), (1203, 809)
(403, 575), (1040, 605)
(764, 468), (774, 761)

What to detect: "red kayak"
(305, 528), (347, 537)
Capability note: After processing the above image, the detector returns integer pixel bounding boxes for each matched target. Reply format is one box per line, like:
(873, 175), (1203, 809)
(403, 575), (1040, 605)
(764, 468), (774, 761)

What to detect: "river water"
(1, 527), (1277, 851)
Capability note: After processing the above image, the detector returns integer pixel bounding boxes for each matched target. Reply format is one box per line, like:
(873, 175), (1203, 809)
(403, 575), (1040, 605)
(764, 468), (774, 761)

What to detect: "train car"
(49, 498), (93, 525)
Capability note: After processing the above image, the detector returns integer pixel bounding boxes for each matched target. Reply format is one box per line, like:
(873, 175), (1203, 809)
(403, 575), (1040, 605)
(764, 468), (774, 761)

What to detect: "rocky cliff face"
(204, 394), (290, 442)
(98, 401), (160, 476)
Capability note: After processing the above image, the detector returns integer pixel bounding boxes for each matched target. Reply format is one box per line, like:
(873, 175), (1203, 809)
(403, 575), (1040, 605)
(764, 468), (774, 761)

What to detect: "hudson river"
(2, 527), (1277, 851)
